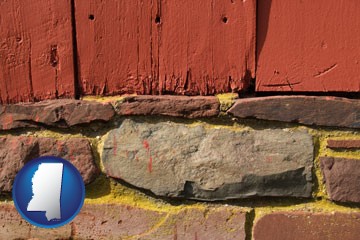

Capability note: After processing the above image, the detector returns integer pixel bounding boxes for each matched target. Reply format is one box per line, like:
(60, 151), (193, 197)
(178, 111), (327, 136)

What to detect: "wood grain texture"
(0, 0), (75, 103)
(75, 0), (155, 96)
(257, 0), (360, 92)
(75, 0), (256, 96)
(158, 0), (256, 95)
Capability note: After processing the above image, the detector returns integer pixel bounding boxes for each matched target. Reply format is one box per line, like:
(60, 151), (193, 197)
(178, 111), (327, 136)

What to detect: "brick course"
(0, 203), (247, 240)
(0, 136), (98, 192)
(327, 139), (360, 149)
(253, 212), (360, 240)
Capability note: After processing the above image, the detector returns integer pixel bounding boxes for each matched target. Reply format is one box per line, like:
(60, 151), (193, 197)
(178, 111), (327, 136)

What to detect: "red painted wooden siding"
(75, 0), (256, 96)
(0, 0), (75, 104)
(1, 0), (359, 104)
(257, 0), (360, 92)
(74, 0), (155, 95)
(158, 0), (256, 95)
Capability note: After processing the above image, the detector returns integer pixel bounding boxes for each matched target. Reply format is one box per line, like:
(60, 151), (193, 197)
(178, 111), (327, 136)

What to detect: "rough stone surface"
(228, 96), (360, 129)
(327, 139), (360, 149)
(0, 136), (98, 192)
(0, 99), (115, 130)
(0, 203), (71, 239)
(253, 212), (360, 240)
(102, 119), (313, 200)
(72, 204), (246, 240)
(113, 95), (220, 118)
(320, 157), (360, 203)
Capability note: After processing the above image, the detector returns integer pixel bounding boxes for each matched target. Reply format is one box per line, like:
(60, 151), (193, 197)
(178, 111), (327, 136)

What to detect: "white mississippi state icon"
(12, 156), (85, 228)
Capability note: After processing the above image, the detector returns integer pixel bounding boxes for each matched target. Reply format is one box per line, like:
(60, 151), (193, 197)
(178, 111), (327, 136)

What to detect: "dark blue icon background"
(13, 156), (85, 228)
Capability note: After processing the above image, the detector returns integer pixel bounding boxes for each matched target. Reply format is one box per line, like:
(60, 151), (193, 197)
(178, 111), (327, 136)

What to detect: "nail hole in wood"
(155, 15), (161, 24)
(50, 45), (58, 68)
(89, 14), (95, 20)
(222, 17), (228, 23)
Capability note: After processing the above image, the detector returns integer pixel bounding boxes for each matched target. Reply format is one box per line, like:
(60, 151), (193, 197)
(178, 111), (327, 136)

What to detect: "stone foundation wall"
(0, 94), (359, 239)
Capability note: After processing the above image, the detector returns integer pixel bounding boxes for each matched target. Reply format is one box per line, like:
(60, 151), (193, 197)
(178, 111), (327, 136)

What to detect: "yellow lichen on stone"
(216, 93), (239, 112)
(81, 95), (130, 103)
(85, 175), (203, 213)
(30, 129), (87, 140)
(1, 107), (359, 222)
(305, 128), (360, 199)
(321, 133), (360, 159)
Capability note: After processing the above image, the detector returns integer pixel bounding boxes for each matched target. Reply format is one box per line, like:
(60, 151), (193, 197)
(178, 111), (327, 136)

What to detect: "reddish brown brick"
(72, 204), (246, 239)
(113, 95), (220, 118)
(71, 204), (167, 239)
(0, 203), (71, 239)
(0, 202), (246, 239)
(327, 139), (360, 149)
(143, 207), (246, 240)
(0, 136), (98, 192)
(36, 138), (99, 185)
(320, 157), (360, 203)
(253, 212), (360, 240)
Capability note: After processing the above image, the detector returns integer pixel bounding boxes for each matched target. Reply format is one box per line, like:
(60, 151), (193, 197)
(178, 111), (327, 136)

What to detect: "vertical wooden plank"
(159, 0), (256, 95)
(211, 0), (256, 93)
(257, 0), (360, 92)
(75, 0), (255, 96)
(0, 0), (75, 103)
(75, 0), (155, 96)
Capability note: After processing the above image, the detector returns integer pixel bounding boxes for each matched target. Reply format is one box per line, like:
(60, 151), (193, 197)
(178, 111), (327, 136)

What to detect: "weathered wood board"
(0, 0), (75, 103)
(257, 0), (360, 92)
(75, 0), (256, 96)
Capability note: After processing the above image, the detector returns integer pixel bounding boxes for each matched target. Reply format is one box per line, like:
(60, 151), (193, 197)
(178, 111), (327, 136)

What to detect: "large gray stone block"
(102, 119), (313, 200)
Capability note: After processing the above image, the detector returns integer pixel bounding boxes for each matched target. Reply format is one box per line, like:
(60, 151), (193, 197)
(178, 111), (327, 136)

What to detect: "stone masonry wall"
(0, 94), (359, 239)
